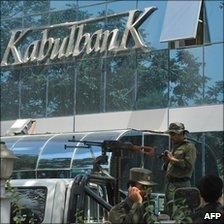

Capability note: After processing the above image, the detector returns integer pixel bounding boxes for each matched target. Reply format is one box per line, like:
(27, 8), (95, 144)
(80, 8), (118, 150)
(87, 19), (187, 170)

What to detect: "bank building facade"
(1, 1), (223, 183)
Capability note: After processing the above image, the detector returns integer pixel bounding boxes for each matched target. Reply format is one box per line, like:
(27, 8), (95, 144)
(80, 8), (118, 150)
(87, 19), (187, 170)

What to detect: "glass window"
(189, 132), (222, 179)
(204, 43), (223, 104)
(1, 18), (23, 59)
(106, 53), (136, 112)
(20, 67), (47, 118)
(78, 1), (106, 8)
(1, 137), (22, 150)
(160, 1), (202, 42)
(12, 171), (36, 179)
(76, 58), (102, 114)
(10, 187), (47, 224)
(0, 69), (20, 120)
(12, 136), (51, 171)
(169, 47), (203, 107)
(204, 1), (224, 43)
(137, 0), (168, 50)
(71, 147), (94, 176)
(50, 1), (77, 11)
(83, 131), (123, 141)
(50, 8), (77, 24)
(106, 1), (137, 14)
(37, 134), (85, 169)
(23, 1), (50, 15)
(23, 13), (49, 28)
(137, 50), (169, 109)
(1, 1), (23, 19)
(46, 64), (74, 117)
(77, 3), (106, 19)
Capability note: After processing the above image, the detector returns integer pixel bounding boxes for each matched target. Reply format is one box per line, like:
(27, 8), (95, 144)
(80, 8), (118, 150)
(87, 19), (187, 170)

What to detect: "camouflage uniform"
(108, 167), (156, 224)
(163, 123), (197, 209)
(163, 140), (196, 203)
(108, 197), (149, 224)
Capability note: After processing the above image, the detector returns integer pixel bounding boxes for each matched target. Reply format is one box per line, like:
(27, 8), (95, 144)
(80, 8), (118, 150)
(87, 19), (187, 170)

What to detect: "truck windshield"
(10, 187), (47, 224)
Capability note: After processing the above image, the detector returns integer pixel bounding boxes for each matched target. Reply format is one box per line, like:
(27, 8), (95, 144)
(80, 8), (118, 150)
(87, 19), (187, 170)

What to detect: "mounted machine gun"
(65, 137), (155, 204)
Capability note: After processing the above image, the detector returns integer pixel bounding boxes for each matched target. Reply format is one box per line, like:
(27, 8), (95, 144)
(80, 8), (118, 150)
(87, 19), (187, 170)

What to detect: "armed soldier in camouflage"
(162, 122), (197, 212)
(108, 167), (157, 224)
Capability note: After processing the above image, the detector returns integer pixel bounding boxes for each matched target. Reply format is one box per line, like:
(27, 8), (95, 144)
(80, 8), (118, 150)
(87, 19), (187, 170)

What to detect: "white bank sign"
(1, 7), (157, 67)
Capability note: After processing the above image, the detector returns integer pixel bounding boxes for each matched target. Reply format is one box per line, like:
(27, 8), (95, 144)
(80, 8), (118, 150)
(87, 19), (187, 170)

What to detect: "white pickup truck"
(9, 174), (115, 224)
(9, 174), (165, 224)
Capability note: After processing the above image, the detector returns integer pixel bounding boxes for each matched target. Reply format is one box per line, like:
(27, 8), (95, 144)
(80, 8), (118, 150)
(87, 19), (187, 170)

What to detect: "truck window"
(10, 187), (47, 224)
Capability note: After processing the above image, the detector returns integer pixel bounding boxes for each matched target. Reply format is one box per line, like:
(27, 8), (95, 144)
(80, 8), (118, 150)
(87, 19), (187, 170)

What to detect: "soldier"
(108, 167), (157, 224)
(162, 122), (196, 211)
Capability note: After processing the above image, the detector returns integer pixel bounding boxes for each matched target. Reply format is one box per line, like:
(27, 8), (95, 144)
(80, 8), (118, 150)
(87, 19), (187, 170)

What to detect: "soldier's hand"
(128, 186), (143, 204)
(163, 150), (171, 162)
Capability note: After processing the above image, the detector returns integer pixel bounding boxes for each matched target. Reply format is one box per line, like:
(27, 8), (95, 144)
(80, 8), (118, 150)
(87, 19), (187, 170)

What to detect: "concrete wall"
(1, 104), (223, 136)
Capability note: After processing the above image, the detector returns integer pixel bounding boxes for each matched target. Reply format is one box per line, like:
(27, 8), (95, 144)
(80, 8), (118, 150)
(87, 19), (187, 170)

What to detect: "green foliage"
(6, 181), (37, 224)
(75, 209), (85, 224)
(145, 202), (158, 224)
(171, 199), (192, 224)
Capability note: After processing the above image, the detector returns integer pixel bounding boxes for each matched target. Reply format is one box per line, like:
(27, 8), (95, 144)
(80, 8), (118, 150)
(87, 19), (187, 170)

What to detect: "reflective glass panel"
(50, 8), (77, 24)
(77, 3), (106, 19)
(1, 137), (23, 150)
(204, 43), (224, 104)
(160, 0), (202, 42)
(20, 67), (47, 118)
(12, 135), (51, 170)
(83, 131), (123, 141)
(71, 147), (94, 175)
(78, 1), (105, 7)
(106, 1), (137, 14)
(1, 18), (23, 59)
(38, 134), (85, 169)
(137, 50), (169, 109)
(169, 47), (203, 107)
(76, 58), (102, 114)
(137, 0), (168, 50)
(106, 53), (136, 112)
(10, 187), (47, 224)
(0, 69), (20, 120)
(1, 1), (23, 19)
(23, 13), (49, 28)
(46, 64), (74, 117)
(50, 1), (77, 11)
(12, 171), (36, 179)
(204, 1), (224, 43)
(189, 132), (223, 178)
(23, 1), (50, 15)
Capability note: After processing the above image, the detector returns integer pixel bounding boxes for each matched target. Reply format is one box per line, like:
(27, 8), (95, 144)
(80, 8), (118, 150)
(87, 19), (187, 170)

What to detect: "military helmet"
(129, 167), (157, 186)
(165, 122), (189, 134)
